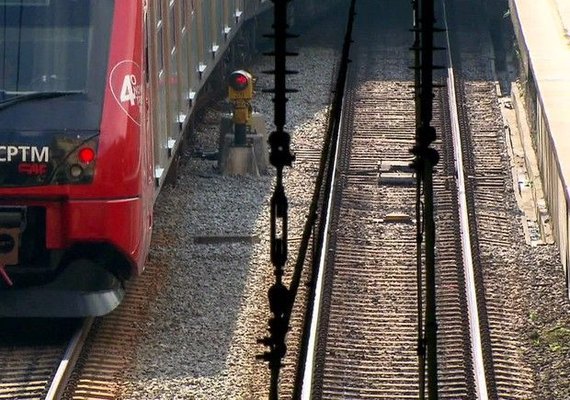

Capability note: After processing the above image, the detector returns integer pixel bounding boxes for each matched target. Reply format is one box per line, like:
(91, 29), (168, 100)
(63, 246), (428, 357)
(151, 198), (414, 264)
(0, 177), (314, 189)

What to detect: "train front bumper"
(0, 196), (144, 317)
(0, 258), (124, 317)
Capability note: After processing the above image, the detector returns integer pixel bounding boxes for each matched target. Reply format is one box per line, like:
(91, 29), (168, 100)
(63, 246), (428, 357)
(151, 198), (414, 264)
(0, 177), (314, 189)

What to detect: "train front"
(0, 1), (150, 317)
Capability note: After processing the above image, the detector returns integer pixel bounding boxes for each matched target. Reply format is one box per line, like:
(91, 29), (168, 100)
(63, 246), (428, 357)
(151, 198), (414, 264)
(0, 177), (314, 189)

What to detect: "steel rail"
(442, 1), (488, 397)
(45, 317), (93, 400)
(299, 79), (347, 400)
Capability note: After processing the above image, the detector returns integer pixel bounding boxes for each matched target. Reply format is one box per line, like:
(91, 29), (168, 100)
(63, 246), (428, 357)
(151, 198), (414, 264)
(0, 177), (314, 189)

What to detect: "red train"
(0, 1), (150, 317)
(0, 0), (343, 317)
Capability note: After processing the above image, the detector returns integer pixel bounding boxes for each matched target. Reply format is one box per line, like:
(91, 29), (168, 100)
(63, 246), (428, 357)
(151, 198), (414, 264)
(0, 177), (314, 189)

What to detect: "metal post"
(234, 122), (247, 146)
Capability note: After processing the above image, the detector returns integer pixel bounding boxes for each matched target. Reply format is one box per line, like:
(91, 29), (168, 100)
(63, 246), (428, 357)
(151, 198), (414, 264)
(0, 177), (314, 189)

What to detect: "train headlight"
(69, 164), (84, 178)
(67, 144), (95, 181)
(47, 134), (98, 184)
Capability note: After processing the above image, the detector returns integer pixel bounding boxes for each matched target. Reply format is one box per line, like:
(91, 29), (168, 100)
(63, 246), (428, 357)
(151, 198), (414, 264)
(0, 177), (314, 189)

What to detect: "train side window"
(181, 0), (187, 30)
(157, 21), (164, 72)
(156, 0), (162, 20)
(169, 1), (176, 47)
(211, 1), (219, 49)
(155, 0), (164, 73)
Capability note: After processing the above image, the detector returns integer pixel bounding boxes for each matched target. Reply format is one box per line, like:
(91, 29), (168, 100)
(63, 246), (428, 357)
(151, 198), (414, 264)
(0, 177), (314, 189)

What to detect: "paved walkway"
(512, 0), (570, 182)
(501, 87), (554, 246)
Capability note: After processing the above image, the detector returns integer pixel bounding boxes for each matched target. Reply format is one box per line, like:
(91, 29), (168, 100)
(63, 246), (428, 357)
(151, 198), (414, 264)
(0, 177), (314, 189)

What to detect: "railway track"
(0, 1), (559, 398)
(0, 298), (150, 400)
(445, 0), (537, 397)
(305, 2), (432, 397)
(313, 80), (419, 398)
(306, 63), (478, 399)
(0, 318), (86, 400)
(301, 0), (540, 398)
(449, 74), (535, 398)
(0, 233), (171, 399)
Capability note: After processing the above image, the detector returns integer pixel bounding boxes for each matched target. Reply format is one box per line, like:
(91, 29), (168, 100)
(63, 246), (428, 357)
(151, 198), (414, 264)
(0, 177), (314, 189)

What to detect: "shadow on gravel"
(0, 318), (80, 346)
(126, 7), (356, 384)
(121, 0), (452, 390)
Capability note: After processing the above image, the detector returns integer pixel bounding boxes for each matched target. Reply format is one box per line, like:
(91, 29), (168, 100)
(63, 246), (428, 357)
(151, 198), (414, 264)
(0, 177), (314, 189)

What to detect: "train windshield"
(0, 0), (114, 95)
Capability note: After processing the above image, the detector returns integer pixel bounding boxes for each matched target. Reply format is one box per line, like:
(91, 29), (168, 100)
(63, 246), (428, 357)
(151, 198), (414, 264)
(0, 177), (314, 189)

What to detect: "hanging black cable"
(410, 0), (443, 398)
(257, 0), (297, 398)
(410, 0), (427, 397)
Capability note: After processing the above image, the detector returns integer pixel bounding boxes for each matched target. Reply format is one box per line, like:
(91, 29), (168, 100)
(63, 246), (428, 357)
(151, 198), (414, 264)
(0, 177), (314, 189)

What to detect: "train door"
(139, 5), (155, 263)
(148, 0), (180, 187)
(148, 0), (169, 188)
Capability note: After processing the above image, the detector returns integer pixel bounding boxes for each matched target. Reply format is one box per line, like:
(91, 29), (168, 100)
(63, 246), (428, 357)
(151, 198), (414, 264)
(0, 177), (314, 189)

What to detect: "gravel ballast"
(121, 44), (338, 399)
(120, 12), (569, 399)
